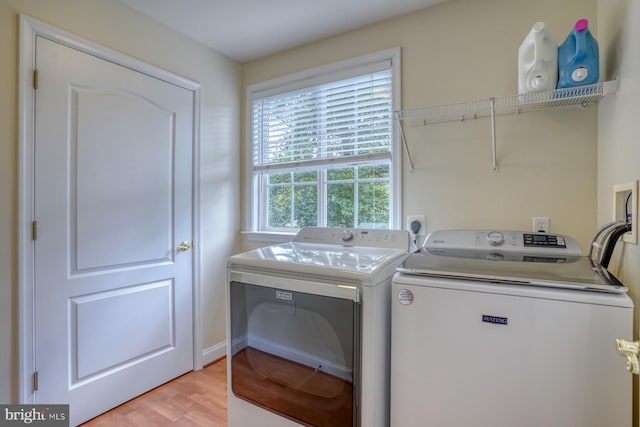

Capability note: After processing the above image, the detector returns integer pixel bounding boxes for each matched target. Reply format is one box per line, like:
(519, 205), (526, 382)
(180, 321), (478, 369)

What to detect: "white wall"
(597, 0), (640, 423)
(242, 0), (598, 252)
(0, 0), (241, 403)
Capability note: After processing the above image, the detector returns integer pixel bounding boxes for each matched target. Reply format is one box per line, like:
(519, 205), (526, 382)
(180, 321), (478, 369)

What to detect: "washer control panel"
(523, 233), (566, 248)
(425, 230), (582, 257)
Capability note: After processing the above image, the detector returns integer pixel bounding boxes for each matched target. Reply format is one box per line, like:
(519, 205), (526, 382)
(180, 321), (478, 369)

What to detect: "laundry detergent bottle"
(557, 18), (599, 88)
(518, 22), (558, 94)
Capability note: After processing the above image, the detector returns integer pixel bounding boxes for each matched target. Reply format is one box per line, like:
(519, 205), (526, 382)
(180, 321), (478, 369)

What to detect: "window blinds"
(252, 68), (393, 173)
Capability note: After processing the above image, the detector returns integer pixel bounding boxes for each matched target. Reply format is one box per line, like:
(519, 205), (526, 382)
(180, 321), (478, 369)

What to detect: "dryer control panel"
(425, 230), (583, 257)
(293, 227), (409, 250)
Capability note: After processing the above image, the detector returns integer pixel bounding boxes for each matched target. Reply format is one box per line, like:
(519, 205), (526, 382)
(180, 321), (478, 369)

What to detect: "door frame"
(17, 14), (203, 403)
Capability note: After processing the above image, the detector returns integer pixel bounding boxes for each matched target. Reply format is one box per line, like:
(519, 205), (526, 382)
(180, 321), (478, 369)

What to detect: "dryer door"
(229, 276), (360, 427)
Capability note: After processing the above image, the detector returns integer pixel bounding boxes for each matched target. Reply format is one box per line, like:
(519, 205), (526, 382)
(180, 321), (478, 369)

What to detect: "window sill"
(241, 231), (296, 244)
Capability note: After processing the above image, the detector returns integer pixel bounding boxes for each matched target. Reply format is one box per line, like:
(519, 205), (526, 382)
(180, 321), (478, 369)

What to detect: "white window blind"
(245, 49), (401, 234)
(252, 68), (393, 173)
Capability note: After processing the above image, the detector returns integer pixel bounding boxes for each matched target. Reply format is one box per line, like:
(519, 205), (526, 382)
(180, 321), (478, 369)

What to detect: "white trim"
(192, 73), (204, 373)
(18, 14), (203, 403)
(202, 342), (227, 366)
(243, 48), (403, 233)
(23, 16), (200, 91)
(390, 48), (402, 231)
(17, 13), (37, 406)
(249, 49), (397, 96)
(244, 84), (259, 233)
(253, 152), (392, 173)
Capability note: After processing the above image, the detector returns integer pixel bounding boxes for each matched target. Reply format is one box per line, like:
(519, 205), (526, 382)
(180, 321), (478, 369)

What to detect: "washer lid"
(397, 250), (627, 293)
(397, 230), (627, 293)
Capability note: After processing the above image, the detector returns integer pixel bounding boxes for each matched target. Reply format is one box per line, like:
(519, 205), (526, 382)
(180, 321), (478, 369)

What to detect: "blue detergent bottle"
(557, 18), (599, 88)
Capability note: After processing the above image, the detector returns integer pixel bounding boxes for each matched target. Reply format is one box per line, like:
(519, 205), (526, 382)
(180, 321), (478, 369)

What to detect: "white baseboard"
(202, 341), (227, 366)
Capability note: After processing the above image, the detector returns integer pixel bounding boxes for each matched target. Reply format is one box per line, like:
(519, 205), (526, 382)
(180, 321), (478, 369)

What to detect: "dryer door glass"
(230, 281), (361, 427)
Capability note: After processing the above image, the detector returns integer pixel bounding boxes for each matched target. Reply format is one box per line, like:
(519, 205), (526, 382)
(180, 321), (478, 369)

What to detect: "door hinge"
(33, 69), (39, 90)
(32, 221), (38, 240)
(33, 371), (39, 391)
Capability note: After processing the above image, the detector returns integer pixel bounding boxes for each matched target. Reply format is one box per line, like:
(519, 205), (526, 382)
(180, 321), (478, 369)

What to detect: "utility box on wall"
(613, 181), (638, 244)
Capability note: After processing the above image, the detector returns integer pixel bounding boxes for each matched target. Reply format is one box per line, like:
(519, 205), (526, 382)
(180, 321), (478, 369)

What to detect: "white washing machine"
(227, 227), (409, 427)
(391, 230), (633, 427)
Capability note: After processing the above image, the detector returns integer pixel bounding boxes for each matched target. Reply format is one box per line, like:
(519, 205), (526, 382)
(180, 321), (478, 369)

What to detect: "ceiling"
(119, 0), (447, 63)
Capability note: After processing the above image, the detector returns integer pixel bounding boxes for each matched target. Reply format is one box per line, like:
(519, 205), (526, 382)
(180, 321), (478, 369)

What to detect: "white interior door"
(33, 36), (195, 425)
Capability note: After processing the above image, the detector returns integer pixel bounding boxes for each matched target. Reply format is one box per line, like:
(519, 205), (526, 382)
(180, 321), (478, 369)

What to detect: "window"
(246, 49), (401, 234)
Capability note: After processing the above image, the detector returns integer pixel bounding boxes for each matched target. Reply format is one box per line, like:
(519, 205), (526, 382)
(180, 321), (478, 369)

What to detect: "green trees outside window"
(266, 165), (389, 229)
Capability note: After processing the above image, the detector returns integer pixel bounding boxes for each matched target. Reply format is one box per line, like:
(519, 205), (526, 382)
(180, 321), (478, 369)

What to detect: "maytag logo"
(482, 315), (508, 325)
(276, 291), (292, 300)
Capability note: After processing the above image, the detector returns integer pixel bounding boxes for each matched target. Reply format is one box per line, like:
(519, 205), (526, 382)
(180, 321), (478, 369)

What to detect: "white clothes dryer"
(227, 227), (409, 427)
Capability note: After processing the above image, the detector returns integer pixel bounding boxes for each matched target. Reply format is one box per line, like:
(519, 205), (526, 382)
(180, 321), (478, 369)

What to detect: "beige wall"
(242, 0), (636, 420)
(4, 0), (631, 418)
(598, 0), (640, 422)
(242, 0), (598, 253)
(243, 0), (639, 419)
(0, 0), (241, 403)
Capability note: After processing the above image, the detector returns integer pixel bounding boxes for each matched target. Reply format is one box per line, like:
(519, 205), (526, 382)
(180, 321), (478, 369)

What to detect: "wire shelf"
(395, 79), (619, 173)
(396, 80), (618, 126)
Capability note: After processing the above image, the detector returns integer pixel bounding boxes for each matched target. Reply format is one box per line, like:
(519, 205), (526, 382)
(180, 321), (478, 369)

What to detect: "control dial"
(341, 230), (354, 242)
(487, 231), (505, 246)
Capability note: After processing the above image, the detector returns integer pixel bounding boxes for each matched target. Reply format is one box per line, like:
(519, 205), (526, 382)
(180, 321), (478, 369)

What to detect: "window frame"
(244, 48), (402, 239)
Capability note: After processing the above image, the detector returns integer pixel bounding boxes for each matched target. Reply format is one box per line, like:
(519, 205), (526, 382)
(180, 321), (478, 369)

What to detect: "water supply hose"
(599, 222), (632, 268)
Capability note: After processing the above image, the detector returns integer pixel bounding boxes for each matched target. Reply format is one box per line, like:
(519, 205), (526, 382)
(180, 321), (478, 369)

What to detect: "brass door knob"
(177, 241), (192, 252)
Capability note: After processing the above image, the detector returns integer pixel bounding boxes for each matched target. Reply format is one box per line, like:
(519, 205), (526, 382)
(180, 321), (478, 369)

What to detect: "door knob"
(616, 338), (640, 375)
(177, 241), (192, 252)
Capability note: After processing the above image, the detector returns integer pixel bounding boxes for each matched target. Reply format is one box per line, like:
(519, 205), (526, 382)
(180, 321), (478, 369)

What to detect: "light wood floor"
(80, 358), (228, 426)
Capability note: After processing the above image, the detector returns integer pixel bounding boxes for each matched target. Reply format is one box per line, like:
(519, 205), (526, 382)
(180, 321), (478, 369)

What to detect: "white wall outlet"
(406, 214), (426, 236)
(533, 216), (550, 233)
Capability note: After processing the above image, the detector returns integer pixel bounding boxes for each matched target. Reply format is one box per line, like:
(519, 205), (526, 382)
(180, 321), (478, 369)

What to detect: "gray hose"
(588, 220), (630, 267)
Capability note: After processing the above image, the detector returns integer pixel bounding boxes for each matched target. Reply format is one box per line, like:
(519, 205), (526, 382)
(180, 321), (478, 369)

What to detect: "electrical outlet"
(533, 217), (550, 233)
(406, 214), (426, 236)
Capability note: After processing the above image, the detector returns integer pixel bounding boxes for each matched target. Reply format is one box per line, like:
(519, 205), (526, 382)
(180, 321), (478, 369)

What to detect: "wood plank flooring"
(80, 358), (228, 426)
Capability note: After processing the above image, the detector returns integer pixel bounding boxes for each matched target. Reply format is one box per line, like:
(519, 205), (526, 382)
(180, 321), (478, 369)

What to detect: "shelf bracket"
(396, 111), (415, 173)
(490, 97), (498, 172)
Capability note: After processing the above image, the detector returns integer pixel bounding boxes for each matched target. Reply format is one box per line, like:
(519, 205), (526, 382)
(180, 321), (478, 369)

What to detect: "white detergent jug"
(518, 22), (558, 94)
